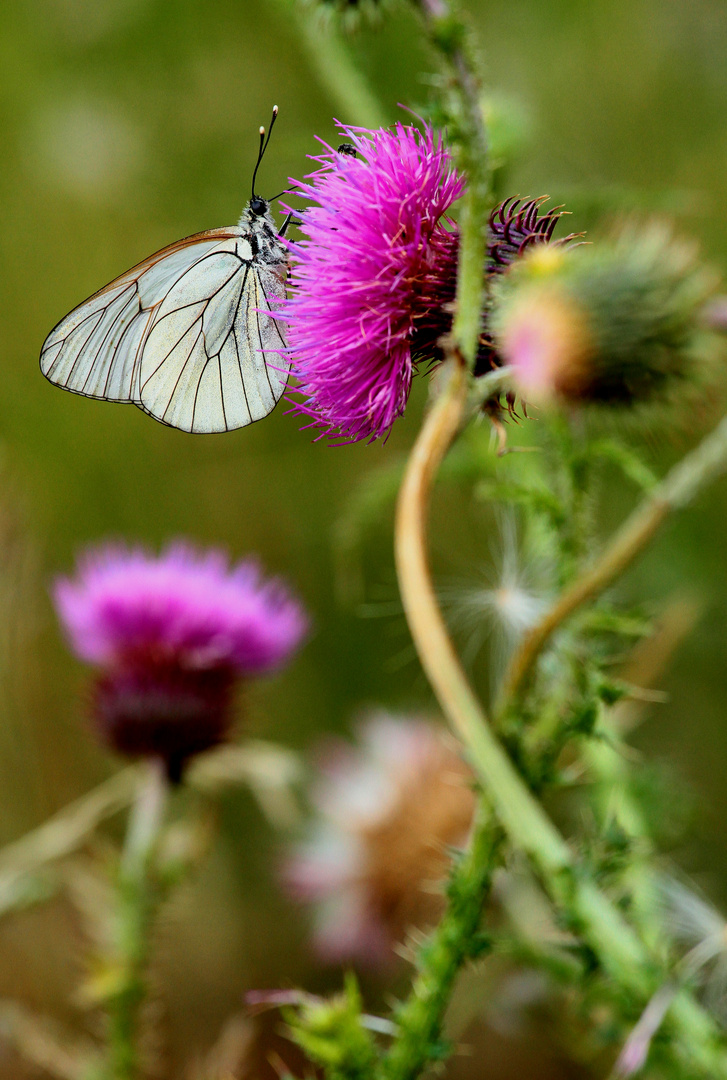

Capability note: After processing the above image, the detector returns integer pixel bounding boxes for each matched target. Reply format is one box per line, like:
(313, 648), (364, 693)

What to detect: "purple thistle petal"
(278, 122), (465, 443)
(54, 542), (309, 676)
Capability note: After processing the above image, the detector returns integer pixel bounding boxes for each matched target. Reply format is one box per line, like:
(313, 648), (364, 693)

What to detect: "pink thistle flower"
(54, 542), (308, 780)
(279, 122), (465, 443)
(283, 712), (476, 967)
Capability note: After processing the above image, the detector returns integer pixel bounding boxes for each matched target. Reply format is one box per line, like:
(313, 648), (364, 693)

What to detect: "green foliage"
(305, 0), (390, 29)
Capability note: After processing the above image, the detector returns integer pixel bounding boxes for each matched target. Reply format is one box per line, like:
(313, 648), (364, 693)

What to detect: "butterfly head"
(250, 196), (270, 217)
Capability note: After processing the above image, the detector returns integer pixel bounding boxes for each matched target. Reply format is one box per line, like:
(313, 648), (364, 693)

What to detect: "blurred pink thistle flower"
(54, 542), (308, 779)
(284, 713), (475, 966)
(279, 121), (465, 443)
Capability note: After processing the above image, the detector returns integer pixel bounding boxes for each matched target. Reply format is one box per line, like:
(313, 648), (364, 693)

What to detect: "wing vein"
(83, 285), (139, 394)
(253, 279), (275, 398)
(258, 272), (287, 347)
(190, 354), (212, 431)
(162, 327), (205, 423)
(213, 264), (249, 359)
(234, 328), (251, 418)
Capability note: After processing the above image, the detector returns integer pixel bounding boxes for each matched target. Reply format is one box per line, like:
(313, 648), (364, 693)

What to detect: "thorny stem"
(585, 711), (662, 951)
(501, 410), (727, 705)
(106, 759), (168, 1080)
(394, 360), (727, 1076)
(415, 0), (491, 366)
(375, 800), (501, 1080)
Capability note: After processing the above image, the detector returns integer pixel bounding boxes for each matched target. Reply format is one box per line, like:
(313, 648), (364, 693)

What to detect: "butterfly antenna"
(251, 105), (279, 199)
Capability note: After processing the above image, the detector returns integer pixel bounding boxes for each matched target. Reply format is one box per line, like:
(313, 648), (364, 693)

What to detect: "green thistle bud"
(490, 223), (721, 409)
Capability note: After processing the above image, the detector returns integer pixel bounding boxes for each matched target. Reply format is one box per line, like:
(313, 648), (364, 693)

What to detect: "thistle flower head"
(284, 713), (475, 965)
(280, 121), (465, 443)
(54, 543), (308, 779)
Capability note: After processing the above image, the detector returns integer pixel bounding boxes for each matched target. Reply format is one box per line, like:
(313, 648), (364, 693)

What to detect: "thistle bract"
(476, 196), (580, 380)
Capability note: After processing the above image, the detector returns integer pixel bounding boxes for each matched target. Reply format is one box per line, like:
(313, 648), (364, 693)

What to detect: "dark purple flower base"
(92, 662), (237, 783)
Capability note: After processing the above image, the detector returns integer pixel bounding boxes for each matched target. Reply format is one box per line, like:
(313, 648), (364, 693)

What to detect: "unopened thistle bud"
(490, 223), (721, 408)
(476, 197), (580, 386)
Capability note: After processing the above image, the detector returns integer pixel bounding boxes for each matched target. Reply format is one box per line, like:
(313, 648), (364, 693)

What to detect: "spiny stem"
(376, 799), (501, 1080)
(414, 0), (491, 367)
(106, 759), (168, 1080)
(500, 410), (727, 705)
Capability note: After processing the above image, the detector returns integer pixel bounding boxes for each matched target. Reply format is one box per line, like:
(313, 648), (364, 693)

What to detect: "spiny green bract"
(283, 975), (377, 1080)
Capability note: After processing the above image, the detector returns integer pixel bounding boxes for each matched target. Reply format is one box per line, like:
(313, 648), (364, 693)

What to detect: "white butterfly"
(40, 110), (289, 434)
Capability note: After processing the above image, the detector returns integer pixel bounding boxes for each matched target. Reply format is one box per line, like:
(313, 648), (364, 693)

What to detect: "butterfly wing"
(138, 247), (289, 434)
(40, 228), (239, 406)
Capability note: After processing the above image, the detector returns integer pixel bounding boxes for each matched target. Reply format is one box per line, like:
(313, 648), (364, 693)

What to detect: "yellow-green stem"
(396, 363), (620, 928)
(451, 184), (489, 366)
(415, 0), (491, 367)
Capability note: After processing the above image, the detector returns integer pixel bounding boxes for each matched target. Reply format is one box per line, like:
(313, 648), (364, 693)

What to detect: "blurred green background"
(2, 0), (727, 1075)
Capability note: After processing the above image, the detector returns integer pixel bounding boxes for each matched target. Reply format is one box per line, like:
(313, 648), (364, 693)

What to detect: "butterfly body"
(40, 198), (289, 434)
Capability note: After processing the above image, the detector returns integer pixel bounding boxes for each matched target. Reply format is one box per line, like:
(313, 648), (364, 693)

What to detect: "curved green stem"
(395, 359), (571, 875)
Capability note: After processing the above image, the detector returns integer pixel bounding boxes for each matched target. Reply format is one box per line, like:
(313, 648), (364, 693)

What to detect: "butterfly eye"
(250, 196), (269, 217)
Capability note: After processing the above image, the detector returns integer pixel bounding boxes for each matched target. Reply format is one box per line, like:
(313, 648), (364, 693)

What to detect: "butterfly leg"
(279, 212), (303, 237)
